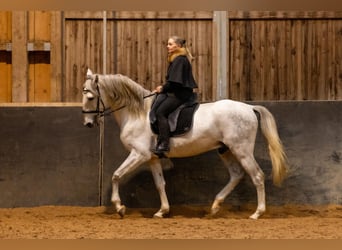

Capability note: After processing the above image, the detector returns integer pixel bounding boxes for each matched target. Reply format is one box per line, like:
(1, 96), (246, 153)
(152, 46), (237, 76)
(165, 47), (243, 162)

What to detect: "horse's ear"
(86, 68), (93, 79)
(95, 75), (99, 83)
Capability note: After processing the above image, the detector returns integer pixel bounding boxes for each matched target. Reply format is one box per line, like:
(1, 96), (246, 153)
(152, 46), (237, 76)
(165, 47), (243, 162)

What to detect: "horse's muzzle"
(83, 114), (98, 128)
(84, 121), (94, 128)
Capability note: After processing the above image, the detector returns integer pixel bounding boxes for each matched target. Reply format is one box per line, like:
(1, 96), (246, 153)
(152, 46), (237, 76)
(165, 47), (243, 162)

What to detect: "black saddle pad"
(150, 95), (199, 137)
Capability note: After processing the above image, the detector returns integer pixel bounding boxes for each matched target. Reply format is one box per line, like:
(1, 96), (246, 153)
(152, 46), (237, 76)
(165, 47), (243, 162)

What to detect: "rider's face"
(167, 38), (181, 54)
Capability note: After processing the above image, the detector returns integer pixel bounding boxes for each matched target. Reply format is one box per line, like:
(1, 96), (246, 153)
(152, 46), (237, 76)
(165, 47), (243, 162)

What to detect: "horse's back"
(196, 99), (256, 120)
(194, 99), (259, 137)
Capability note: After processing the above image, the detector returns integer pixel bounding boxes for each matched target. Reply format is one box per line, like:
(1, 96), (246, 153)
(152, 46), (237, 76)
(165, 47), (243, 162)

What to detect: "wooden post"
(103, 11), (107, 75)
(50, 11), (63, 102)
(12, 11), (28, 102)
(28, 11), (51, 102)
(212, 11), (228, 100)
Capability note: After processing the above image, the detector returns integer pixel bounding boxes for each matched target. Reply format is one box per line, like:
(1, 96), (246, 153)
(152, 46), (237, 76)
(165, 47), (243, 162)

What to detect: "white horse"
(82, 69), (288, 219)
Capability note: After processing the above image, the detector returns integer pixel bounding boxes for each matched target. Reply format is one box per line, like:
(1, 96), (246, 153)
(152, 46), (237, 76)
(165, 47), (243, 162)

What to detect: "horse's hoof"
(249, 208), (265, 220)
(153, 209), (169, 218)
(249, 212), (261, 220)
(153, 213), (164, 218)
(118, 205), (126, 218)
(211, 206), (220, 216)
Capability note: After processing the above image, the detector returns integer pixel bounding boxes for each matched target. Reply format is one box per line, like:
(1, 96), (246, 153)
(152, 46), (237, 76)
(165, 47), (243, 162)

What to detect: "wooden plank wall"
(63, 11), (213, 102)
(229, 11), (342, 101)
(0, 11), (341, 103)
(0, 11), (62, 103)
(64, 18), (104, 102)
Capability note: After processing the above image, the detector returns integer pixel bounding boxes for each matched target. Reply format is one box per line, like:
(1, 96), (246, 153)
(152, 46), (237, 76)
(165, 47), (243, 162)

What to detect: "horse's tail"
(253, 105), (289, 187)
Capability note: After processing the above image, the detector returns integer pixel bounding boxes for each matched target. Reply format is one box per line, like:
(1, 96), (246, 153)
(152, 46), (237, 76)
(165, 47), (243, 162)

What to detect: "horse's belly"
(168, 139), (220, 158)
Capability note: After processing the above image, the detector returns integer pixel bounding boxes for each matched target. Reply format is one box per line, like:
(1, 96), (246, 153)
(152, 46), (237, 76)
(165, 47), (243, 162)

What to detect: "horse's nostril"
(85, 122), (94, 128)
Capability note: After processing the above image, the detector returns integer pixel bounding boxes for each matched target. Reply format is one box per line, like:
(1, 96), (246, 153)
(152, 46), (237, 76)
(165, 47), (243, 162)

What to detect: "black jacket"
(162, 55), (198, 101)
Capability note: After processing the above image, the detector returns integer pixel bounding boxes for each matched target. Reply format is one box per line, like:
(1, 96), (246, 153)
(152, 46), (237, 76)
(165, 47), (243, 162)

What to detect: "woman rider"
(150, 35), (198, 155)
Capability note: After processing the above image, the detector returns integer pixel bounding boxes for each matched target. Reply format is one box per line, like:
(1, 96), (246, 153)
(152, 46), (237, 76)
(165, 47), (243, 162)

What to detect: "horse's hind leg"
(149, 158), (170, 218)
(230, 146), (266, 219)
(211, 150), (245, 216)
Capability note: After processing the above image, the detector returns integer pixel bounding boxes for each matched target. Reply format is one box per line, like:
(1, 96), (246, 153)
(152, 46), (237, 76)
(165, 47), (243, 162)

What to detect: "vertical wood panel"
(229, 20), (238, 100)
(306, 20), (314, 100)
(64, 20), (78, 101)
(250, 20), (262, 101)
(0, 11), (12, 102)
(335, 20), (342, 99)
(326, 20), (335, 99)
(0, 11), (11, 41)
(229, 20), (249, 100)
(212, 11), (227, 101)
(318, 20), (327, 99)
(12, 11), (28, 102)
(28, 11), (51, 40)
(50, 11), (63, 102)
(297, 20), (305, 100)
(279, 21), (288, 99)
(0, 51), (11, 102)
(290, 20), (300, 100)
(64, 19), (103, 102)
(28, 11), (51, 102)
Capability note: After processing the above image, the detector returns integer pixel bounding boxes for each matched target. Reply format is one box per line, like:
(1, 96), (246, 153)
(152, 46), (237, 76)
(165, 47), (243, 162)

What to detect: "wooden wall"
(0, 11), (63, 103)
(0, 11), (341, 103)
(229, 11), (342, 101)
(64, 11), (213, 102)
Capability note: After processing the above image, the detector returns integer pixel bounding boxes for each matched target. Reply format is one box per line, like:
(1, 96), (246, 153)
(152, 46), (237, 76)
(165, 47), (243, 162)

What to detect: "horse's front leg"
(111, 149), (150, 218)
(149, 158), (170, 218)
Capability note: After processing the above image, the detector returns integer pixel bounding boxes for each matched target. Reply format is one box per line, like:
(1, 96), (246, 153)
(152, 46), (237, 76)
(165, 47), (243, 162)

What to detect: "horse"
(82, 69), (288, 220)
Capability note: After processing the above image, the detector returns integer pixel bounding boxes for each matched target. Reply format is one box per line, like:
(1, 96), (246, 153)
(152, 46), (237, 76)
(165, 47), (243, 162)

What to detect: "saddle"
(149, 93), (199, 137)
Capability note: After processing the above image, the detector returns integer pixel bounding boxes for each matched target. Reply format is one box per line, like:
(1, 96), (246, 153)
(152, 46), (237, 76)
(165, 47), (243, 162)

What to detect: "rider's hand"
(153, 85), (163, 93)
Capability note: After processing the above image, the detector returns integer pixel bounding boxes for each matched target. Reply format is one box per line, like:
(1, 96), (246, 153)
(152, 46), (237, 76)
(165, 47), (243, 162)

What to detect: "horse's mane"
(99, 74), (153, 117)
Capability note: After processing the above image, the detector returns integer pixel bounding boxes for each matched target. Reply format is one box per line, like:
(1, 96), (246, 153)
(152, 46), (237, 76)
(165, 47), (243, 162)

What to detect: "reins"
(99, 92), (156, 117)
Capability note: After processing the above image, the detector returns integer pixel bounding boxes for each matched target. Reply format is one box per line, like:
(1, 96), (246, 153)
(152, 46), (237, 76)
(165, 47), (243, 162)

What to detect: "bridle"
(81, 81), (111, 117)
(82, 75), (156, 118)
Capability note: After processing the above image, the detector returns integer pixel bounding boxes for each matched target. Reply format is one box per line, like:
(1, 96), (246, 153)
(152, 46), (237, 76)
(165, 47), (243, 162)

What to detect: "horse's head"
(82, 69), (102, 128)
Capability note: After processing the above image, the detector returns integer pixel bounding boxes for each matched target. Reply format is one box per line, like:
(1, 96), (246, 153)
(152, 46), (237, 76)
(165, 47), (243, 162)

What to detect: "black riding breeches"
(154, 93), (184, 142)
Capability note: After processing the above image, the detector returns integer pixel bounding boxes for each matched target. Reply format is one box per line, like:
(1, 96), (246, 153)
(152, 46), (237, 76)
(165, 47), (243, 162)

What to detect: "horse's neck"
(103, 77), (152, 129)
(112, 109), (130, 130)
(112, 104), (151, 131)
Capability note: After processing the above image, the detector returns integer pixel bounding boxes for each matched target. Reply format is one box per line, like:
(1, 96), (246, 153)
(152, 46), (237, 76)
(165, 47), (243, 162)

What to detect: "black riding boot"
(151, 133), (170, 156)
(151, 119), (170, 156)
